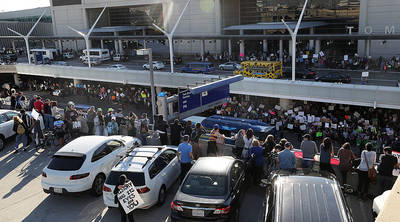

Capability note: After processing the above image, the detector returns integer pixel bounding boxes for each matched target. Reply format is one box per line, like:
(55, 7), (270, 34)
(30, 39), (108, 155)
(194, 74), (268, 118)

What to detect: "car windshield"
(106, 171), (146, 187)
(47, 155), (86, 171)
(181, 174), (227, 196)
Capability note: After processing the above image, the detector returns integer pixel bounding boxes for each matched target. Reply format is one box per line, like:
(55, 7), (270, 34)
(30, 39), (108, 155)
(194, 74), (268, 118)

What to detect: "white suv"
(0, 109), (20, 150)
(41, 136), (141, 196)
(103, 146), (180, 209)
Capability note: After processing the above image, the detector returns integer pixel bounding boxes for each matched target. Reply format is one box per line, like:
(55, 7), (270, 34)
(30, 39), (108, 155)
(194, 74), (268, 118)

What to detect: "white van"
(82, 48), (110, 61)
(29, 48), (59, 61)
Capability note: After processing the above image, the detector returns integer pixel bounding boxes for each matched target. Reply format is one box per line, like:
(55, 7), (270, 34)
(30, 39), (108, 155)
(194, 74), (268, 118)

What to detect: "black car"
(261, 171), (353, 222)
(170, 157), (246, 222)
(163, 56), (183, 65)
(283, 67), (316, 79)
(315, 73), (351, 83)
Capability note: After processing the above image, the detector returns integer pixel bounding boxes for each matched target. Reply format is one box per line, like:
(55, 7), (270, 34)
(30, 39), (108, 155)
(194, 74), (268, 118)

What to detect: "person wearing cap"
(300, 134), (318, 169)
(107, 116), (119, 136)
(277, 142), (296, 172)
(54, 115), (65, 146)
(177, 135), (194, 183)
(377, 147), (399, 195)
(208, 124), (224, 156)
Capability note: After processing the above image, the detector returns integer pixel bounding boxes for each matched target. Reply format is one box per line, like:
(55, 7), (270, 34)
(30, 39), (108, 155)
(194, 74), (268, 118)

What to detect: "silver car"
(219, 62), (241, 71)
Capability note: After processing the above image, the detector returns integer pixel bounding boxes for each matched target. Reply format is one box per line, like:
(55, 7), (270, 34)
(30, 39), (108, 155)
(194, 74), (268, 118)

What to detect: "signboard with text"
(117, 181), (144, 214)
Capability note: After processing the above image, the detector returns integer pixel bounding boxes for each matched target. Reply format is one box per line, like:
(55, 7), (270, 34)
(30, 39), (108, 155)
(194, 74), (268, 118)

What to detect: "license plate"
(53, 188), (62, 194)
(192, 209), (204, 217)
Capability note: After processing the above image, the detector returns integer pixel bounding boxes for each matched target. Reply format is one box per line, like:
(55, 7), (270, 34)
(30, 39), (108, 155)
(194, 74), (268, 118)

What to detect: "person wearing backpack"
(137, 113), (149, 145)
(13, 116), (27, 153)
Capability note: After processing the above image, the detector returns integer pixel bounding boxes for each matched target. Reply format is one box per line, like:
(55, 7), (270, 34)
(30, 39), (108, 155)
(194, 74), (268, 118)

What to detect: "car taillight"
(103, 185), (112, 192)
(171, 201), (183, 212)
(42, 172), (47, 177)
(137, 187), (150, 193)
(69, 173), (90, 180)
(309, 72), (315, 75)
(213, 206), (231, 215)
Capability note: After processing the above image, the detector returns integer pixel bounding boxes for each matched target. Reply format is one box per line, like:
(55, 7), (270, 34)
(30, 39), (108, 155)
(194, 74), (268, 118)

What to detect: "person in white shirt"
(357, 142), (376, 199)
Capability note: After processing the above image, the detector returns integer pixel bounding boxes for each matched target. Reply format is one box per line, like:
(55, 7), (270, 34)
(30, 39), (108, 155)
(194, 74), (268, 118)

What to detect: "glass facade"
(240, 0), (360, 25)
(52, 0), (81, 7)
(109, 4), (163, 27)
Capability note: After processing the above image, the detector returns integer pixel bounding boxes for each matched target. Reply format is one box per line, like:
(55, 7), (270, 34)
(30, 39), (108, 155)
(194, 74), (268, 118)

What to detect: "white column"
(142, 28), (146, 49)
(239, 29), (244, 57)
(114, 32), (119, 54)
(74, 40), (79, 52)
(100, 40), (104, 49)
(200, 40), (205, 60)
(279, 39), (283, 61)
(58, 40), (63, 52)
(288, 40), (292, 56)
(263, 30), (268, 53)
(42, 40), (45, 48)
(315, 40), (321, 54)
(309, 28), (314, 50)
(366, 40), (371, 57)
(228, 39), (232, 57)
(119, 40), (123, 54)
(11, 41), (16, 51)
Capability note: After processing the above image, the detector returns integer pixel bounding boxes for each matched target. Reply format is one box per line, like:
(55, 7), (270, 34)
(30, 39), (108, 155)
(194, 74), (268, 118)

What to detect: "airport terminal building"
(21, 0), (400, 58)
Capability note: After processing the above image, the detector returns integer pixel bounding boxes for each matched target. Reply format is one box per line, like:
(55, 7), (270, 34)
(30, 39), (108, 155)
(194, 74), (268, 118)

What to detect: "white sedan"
(143, 61), (165, 70)
(103, 146), (180, 209)
(41, 136), (141, 196)
(0, 109), (20, 150)
(219, 62), (241, 71)
(109, 64), (127, 70)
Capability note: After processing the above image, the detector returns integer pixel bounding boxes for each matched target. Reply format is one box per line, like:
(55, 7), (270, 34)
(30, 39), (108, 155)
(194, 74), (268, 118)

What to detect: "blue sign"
(178, 85), (230, 114)
(179, 90), (201, 113)
(35, 52), (43, 63)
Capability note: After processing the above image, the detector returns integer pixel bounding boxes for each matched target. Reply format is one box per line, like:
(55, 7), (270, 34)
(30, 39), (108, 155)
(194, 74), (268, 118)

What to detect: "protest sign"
(294, 107), (299, 112)
(259, 104), (265, 109)
(287, 124), (293, 129)
(271, 119), (275, 124)
(313, 54), (318, 58)
(299, 118), (305, 124)
(331, 124), (337, 129)
(117, 181), (144, 214)
(307, 115), (313, 123)
(316, 132), (323, 137)
(302, 55), (308, 59)
(354, 112), (360, 118)
(288, 110), (293, 114)
(274, 105), (281, 111)
(319, 51), (325, 57)
(299, 111), (304, 116)
(344, 55), (348, 61)
(247, 106), (252, 112)
(300, 125), (306, 131)
(31, 109), (40, 120)
(328, 106), (334, 111)
(325, 123), (330, 128)
(315, 117), (321, 122)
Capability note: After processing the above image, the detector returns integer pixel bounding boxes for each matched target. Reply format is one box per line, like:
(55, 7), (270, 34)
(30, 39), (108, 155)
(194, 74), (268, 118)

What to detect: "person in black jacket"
(114, 174), (135, 222)
(12, 116), (27, 153)
(155, 115), (169, 145)
(170, 119), (183, 146)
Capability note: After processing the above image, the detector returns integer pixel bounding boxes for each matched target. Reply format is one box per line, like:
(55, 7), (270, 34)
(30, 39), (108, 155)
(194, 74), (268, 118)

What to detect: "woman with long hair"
(263, 134), (276, 156)
(241, 128), (254, 159)
(320, 137), (335, 174)
(338, 142), (356, 185)
(357, 142), (376, 199)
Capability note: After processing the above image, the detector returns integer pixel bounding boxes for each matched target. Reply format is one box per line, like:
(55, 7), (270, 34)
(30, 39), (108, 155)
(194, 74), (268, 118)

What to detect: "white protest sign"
(313, 54), (319, 58)
(300, 125), (306, 131)
(362, 72), (369, 78)
(328, 106), (334, 111)
(274, 105), (281, 111)
(288, 110), (293, 114)
(308, 115), (313, 123)
(271, 119), (275, 124)
(365, 120), (370, 125)
(332, 124), (337, 129)
(259, 104), (265, 109)
(303, 55), (308, 59)
(319, 51), (325, 57)
(276, 121), (282, 127)
(344, 55), (348, 61)
(31, 109), (40, 120)
(354, 112), (360, 118)
(299, 111), (304, 116)
(294, 107), (299, 112)
(315, 117), (321, 122)
(299, 118), (305, 124)
(287, 124), (294, 129)
(247, 106), (252, 112)
(117, 181), (144, 214)
(325, 123), (330, 128)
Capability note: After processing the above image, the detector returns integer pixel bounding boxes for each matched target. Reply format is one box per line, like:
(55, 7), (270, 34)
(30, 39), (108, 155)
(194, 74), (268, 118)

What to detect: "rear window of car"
(47, 155), (86, 171)
(181, 174), (227, 196)
(106, 171), (146, 187)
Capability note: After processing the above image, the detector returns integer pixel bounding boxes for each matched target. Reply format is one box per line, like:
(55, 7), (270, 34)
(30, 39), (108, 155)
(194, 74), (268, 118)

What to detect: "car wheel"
(157, 185), (166, 206)
(0, 136), (4, 151)
(230, 207), (240, 222)
(91, 174), (105, 196)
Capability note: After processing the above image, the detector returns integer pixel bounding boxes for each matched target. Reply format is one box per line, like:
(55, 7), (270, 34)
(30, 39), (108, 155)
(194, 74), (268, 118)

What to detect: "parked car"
(315, 73), (351, 83)
(109, 64), (127, 70)
(52, 89), (71, 97)
(219, 62), (241, 71)
(261, 171), (353, 222)
(63, 52), (74, 59)
(103, 145), (180, 209)
(51, 61), (69, 66)
(1, 54), (18, 63)
(170, 157), (246, 222)
(0, 109), (20, 150)
(113, 54), (129, 62)
(143, 61), (165, 70)
(181, 62), (215, 74)
(372, 190), (391, 218)
(283, 67), (316, 79)
(41, 136), (141, 196)
(82, 58), (102, 66)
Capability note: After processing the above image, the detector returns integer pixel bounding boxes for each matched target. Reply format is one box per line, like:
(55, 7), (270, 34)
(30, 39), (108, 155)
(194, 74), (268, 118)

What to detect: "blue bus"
(181, 62), (215, 74)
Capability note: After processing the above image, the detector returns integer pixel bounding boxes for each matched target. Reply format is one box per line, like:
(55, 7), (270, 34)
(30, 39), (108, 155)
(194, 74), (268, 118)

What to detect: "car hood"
(373, 190), (391, 215)
(175, 191), (226, 205)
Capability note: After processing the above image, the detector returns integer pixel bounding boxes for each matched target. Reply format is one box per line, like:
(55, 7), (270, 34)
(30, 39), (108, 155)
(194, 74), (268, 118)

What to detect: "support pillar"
(309, 28), (314, 50)
(228, 39), (232, 57)
(58, 40), (63, 52)
(100, 40), (104, 49)
(42, 40), (45, 48)
(315, 40), (321, 54)
(366, 40), (371, 57)
(279, 39), (283, 62)
(13, 74), (21, 87)
(288, 40), (292, 56)
(118, 40), (123, 54)
(114, 32), (119, 54)
(74, 40), (78, 52)
(142, 28), (146, 49)
(200, 40), (205, 60)
(263, 30), (268, 53)
(239, 29), (245, 57)
(11, 41), (16, 51)
(279, 98), (292, 110)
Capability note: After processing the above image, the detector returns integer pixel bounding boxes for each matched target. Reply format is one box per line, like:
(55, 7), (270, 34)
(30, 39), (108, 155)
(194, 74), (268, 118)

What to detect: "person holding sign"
(114, 174), (135, 222)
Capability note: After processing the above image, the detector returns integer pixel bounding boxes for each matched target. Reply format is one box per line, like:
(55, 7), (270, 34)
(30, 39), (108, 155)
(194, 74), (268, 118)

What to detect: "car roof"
(187, 62), (213, 65)
(56, 136), (112, 154)
(112, 146), (172, 172)
(0, 109), (16, 115)
(273, 175), (349, 222)
(190, 157), (235, 176)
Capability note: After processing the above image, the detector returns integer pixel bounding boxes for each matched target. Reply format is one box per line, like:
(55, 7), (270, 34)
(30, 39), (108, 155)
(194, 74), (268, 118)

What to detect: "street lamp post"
(67, 5), (107, 68)
(137, 48), (156, 128)
(152, 0), (192, 73)
(7, 9), (47, 64)
(281, 0), (309, 81)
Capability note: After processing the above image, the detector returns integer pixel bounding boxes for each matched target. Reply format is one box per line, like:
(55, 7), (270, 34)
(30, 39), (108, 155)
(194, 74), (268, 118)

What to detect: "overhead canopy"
(224, 21), (327, 31)
(79, 25), (151, 33)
